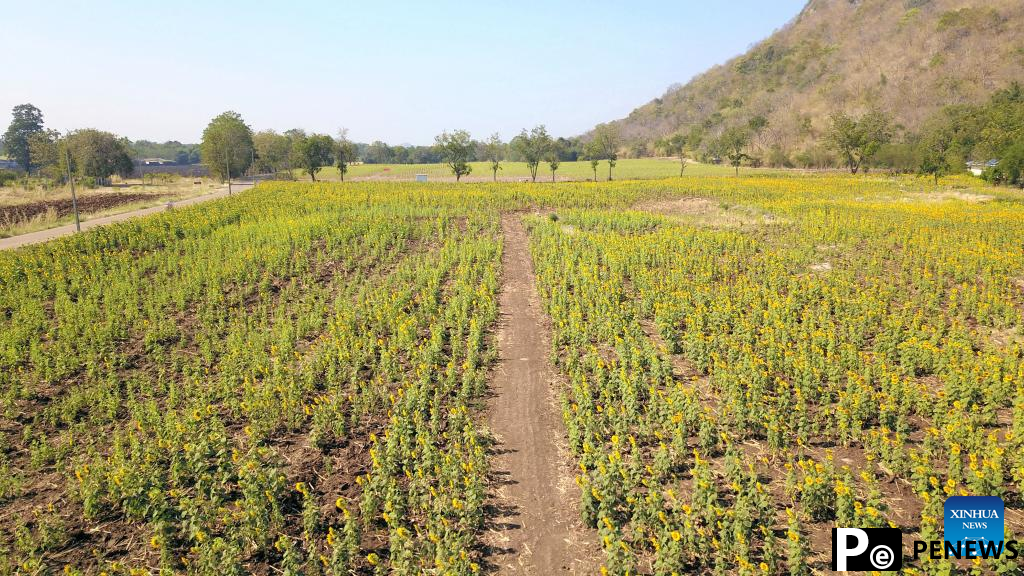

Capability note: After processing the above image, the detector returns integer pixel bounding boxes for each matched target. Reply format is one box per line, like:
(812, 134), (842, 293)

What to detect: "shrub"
(0, 170), (18, 187)
(983, 142), (1024, 187)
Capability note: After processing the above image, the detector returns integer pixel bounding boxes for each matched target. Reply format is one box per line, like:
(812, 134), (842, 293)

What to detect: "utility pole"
(225, 146), (232, 195)
(65, 146), (81, 233)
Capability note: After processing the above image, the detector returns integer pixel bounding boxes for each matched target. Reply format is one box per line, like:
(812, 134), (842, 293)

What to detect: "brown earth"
(0, 192), (159, 224)
(483, 214), (599, 575)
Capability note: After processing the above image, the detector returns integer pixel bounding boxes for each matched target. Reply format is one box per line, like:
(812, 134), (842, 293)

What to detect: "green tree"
(483, 133), (504, 182)
(656, 132), (689, 176)
(200, 111), (254, 181)
(292, 133), (335, 181)
(365, 141), (393, 164)
(686, 126), (704, 154)
(26, 129), (61, 179)
(334, 129), (358, 182)
(546, 138), (561, 182)
(916, 127), (954, 183)
(718, 126), (751, 176)
(511, 125), (551, 183)
(253, 130), (293, 175)
(582, 139), (603, 181)
(984, 142), (1024, 187)
(2, 104), (45, 172)
(591, 123), (620, 180)
(434, 129), (473, 182)
(826, 110), (893, 174)
(64, 129), (134, 180)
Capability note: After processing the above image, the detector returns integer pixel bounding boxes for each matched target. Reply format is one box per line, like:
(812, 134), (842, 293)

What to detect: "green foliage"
(917, 82), (1024, 170)
(1, 104), (44, 172)
(826, 110), (894, 174)
(200, 111), (254, 181)
(334, 131), (357, 182)
(0, 169), (18, 187)
(734, 43), (786, 75)
(130, 140), (200, 164)
(655, 133), (689, 177)
(253, 130), (293, 175)
(482, 133), (504, 182)
(546, 138), (562, 182)
(292, 132), (335, 181)
(25, 130), (61, 179)
(937, 7), (1004, 33)
(434, 129), (474, 182)
(64, 129), (135, 180)
(984, 142), (1024, 186)
(591, 124), (620, 180)
(511, 125), (551, 183)
(718, 126), (751, 175)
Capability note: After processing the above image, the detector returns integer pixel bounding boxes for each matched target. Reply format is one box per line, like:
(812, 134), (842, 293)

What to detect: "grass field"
(300, 158), (791, 182)
(1, 174), (1022, 575)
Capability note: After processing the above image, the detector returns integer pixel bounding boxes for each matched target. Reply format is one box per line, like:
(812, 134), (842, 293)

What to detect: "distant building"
(967, 159), (998, 176)
(0, 159), (22, 171)
(141, 158), (176, 166)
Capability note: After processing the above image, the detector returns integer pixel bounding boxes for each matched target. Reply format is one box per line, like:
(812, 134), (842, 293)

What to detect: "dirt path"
(0, 182), (254, 251)
(484, 214), (598, 575)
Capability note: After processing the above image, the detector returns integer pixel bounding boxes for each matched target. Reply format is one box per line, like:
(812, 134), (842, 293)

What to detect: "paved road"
(0, 181), (255, 251)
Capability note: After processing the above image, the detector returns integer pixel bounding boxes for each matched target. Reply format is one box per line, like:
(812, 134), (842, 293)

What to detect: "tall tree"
(483, 133), (504, 182)
(334, 129), (357, 182)
(27, 129), (61, 179)
(583, 139), (602, 181)
(64, 129), (134, 180)
(200, 111), (254, 181)
(546, 138), (561, 182)
(2, 104), (45, 172)
(511, 125), (551, 183)
(253, 130), (293, 175)
(826, 110), (893, 174)
(292, 133), (335, 181)
(434, 129), (474, 182)
(985, 142), (1024, 187)
(592, 123), (620, 180)
(656, 132), (689, 176)
(719, 126), (751, 176)
(366, 141), (393, 164)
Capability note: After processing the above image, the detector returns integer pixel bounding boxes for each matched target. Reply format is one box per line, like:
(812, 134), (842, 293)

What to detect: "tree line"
(0, 104), (136, 185)
(0, 104), (207, 185)
(11, 82), (1021, 187)
(197, 112), (627, 183)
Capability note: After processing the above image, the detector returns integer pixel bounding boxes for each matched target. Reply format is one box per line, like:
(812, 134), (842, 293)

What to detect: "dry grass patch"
(637, 196), (780, 228)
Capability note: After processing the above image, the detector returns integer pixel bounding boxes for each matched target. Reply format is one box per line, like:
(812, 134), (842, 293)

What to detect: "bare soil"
(0, 192), (159, 224)
(483, 214), (599, 575)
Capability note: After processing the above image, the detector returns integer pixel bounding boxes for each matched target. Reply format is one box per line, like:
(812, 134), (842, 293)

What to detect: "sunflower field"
(0, 175), (1021, 575)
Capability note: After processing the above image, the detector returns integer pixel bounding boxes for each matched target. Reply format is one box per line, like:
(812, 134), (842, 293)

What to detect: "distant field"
(301, 158), (791, 182)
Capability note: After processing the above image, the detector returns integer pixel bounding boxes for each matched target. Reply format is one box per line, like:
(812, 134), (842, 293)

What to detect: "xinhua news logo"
(832, 496), (1022, 572)
(831, 527), (902, 571)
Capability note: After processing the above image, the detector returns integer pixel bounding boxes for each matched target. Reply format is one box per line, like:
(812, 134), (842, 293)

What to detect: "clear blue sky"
(3, 0), (806, 145)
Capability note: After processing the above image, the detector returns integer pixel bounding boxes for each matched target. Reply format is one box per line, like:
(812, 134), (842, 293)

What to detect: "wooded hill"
(609, 0), (1024, 160)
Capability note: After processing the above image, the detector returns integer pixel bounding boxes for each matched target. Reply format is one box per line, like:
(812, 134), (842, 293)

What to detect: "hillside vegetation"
(611, 0), (1024, 161)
